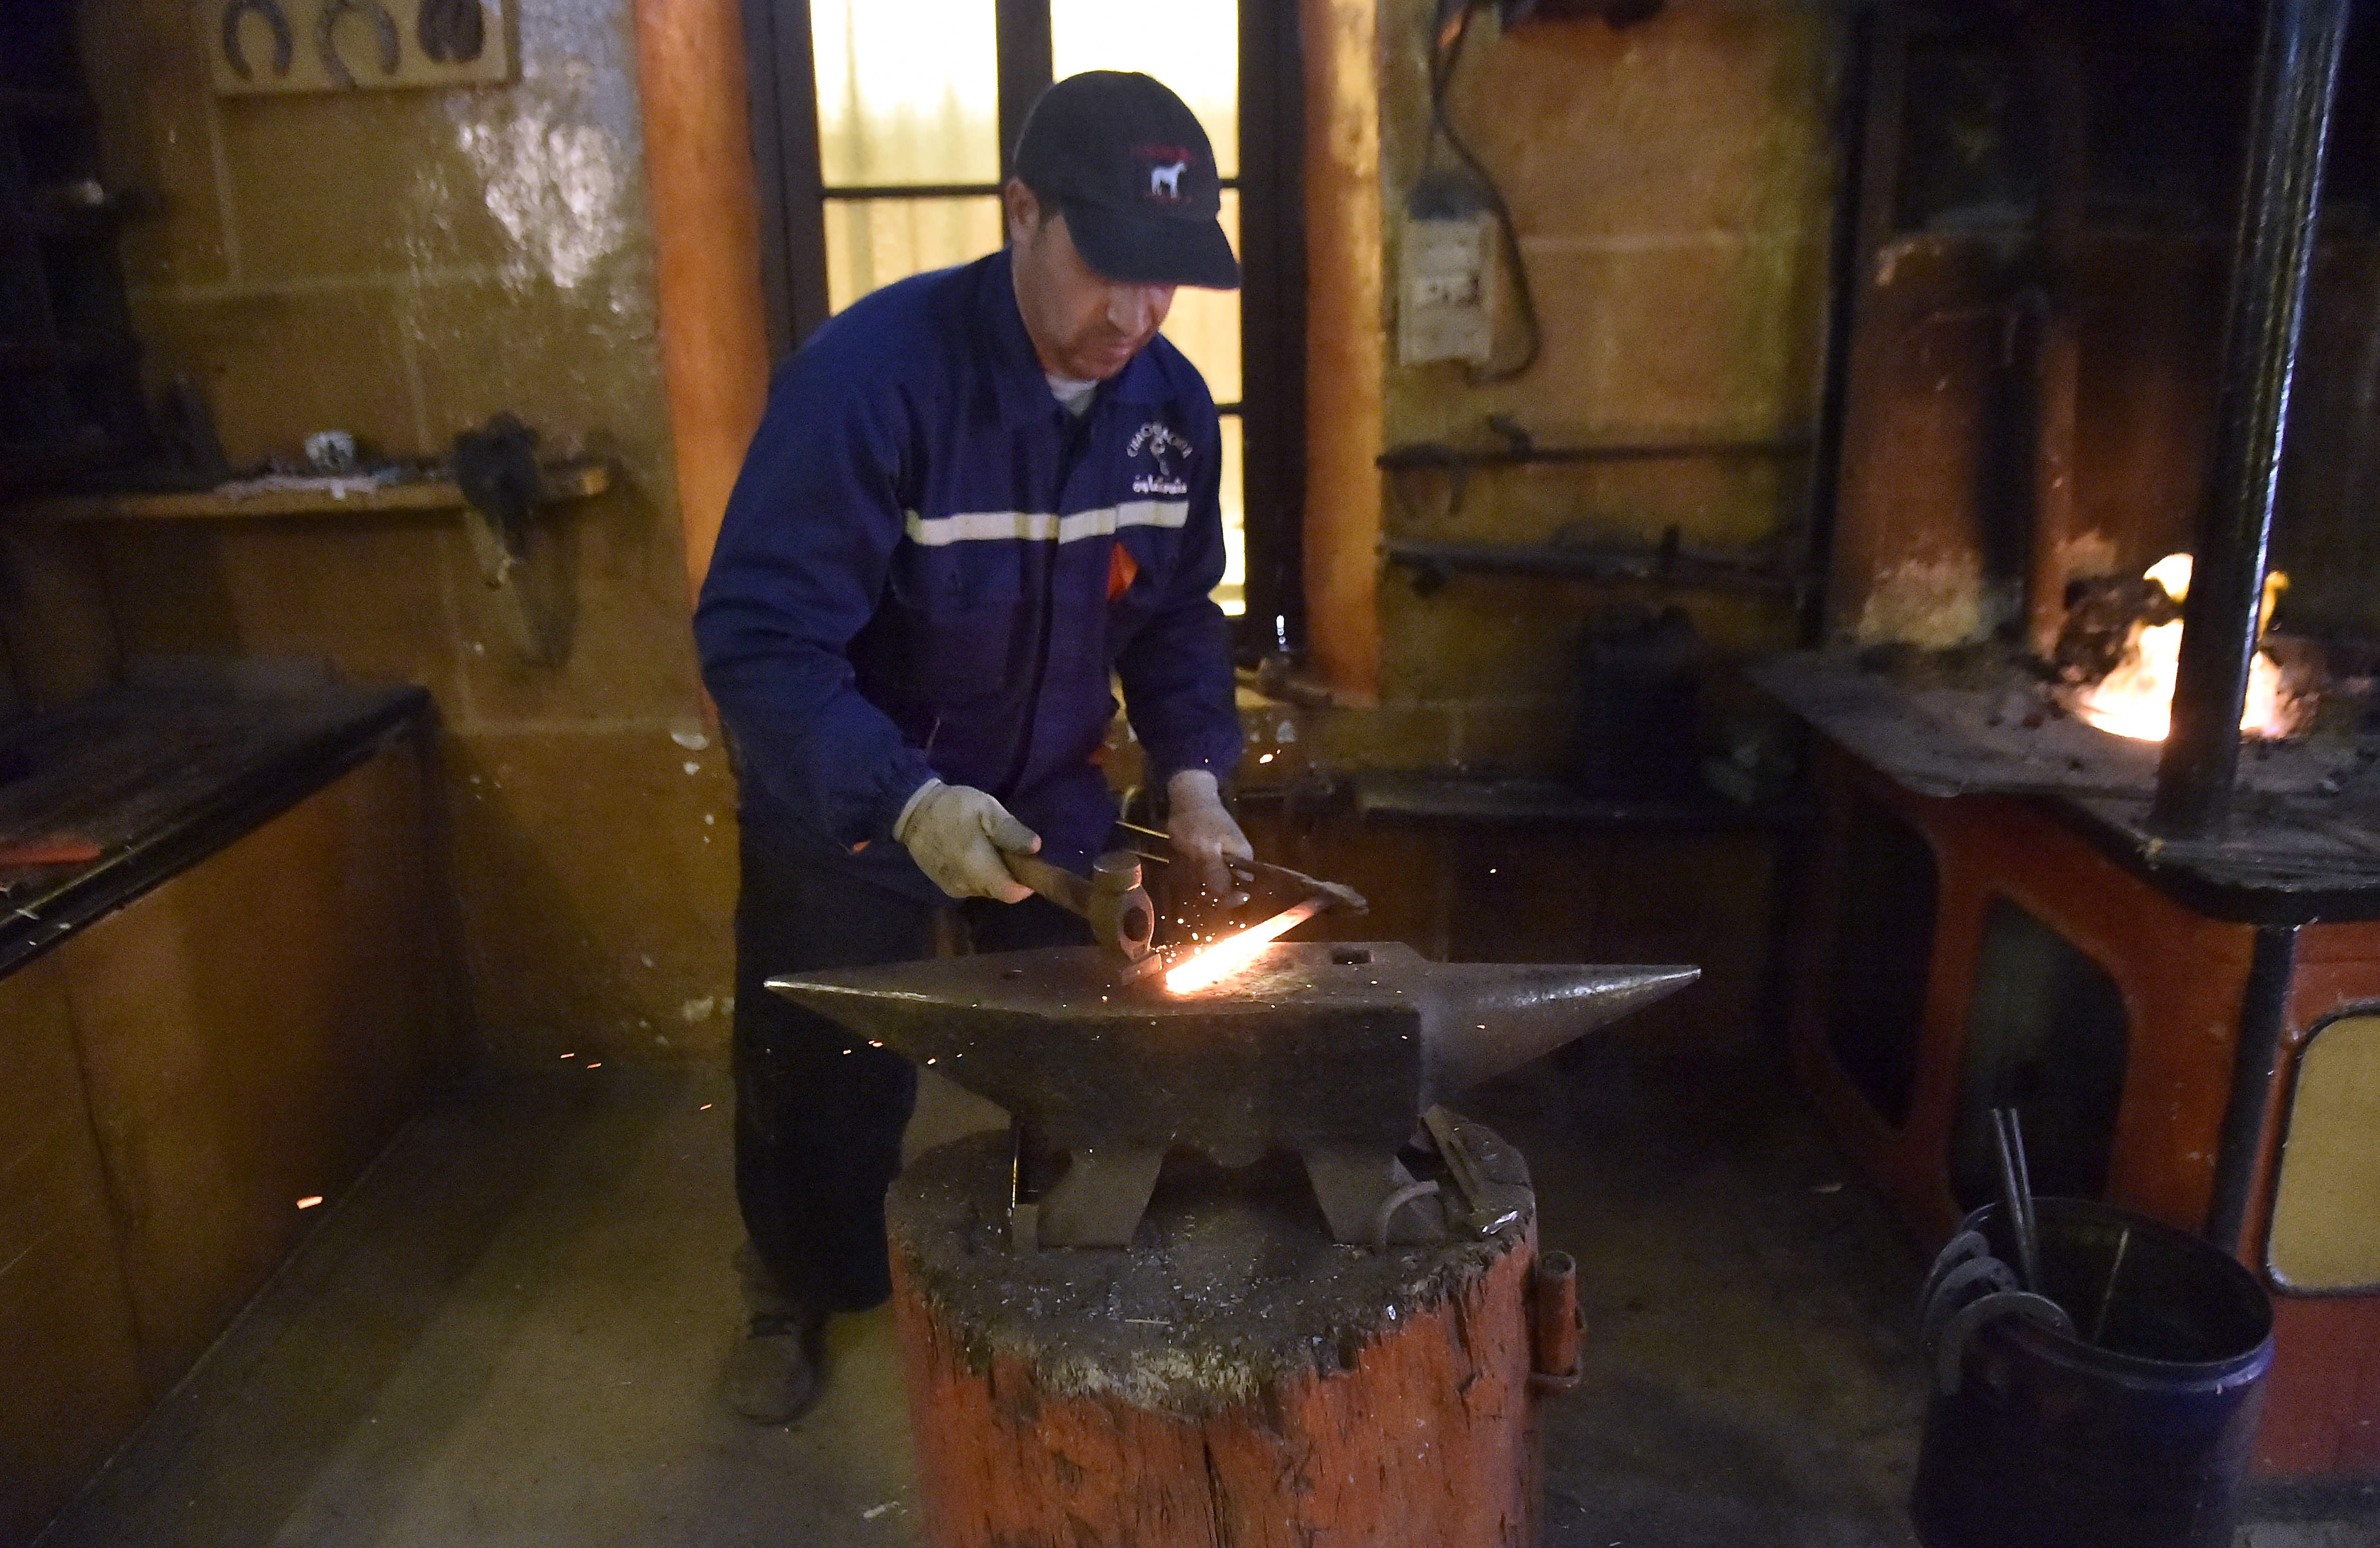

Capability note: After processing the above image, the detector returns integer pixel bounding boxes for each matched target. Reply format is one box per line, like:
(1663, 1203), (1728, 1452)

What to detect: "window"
(2267, 1013), (2380, 1294)
(743, 0), (1303, 641)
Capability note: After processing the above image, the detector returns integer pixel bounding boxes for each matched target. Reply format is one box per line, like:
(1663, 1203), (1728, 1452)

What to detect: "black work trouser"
(732, 827), (1088, 1314)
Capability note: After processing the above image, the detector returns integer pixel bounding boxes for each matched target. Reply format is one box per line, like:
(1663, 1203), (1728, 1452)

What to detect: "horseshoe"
(1916, 1229), (1996, 1323)
(1933, 1290), (2076, 1396)
(316, 0), (401, 89)
(1921, 1253), (2021, 1360)
(417, 0), (487, 64)
(220, 0), (294, 81)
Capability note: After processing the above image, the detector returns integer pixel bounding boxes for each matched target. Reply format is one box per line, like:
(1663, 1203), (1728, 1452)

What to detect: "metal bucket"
(1912, 1198), (2274, 1548)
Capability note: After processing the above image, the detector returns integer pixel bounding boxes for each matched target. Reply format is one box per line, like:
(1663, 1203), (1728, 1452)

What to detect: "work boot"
(724, 1244), (822, 1423)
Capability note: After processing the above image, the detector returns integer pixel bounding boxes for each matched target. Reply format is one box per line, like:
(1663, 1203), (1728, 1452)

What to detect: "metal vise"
(770, 941), (1696, 1249)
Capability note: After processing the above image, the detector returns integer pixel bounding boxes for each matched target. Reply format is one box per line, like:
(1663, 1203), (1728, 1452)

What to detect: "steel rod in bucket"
(1991, 1108), (2043, 1297)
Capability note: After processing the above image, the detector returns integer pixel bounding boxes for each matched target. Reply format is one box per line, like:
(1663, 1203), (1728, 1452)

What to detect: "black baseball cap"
(1011, 71), (1240, 291)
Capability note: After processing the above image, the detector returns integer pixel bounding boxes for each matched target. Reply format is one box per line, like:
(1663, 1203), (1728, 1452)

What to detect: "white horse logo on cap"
(1149, 161), (1186, 199)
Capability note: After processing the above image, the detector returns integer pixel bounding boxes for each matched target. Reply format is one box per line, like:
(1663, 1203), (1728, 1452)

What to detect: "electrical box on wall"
(1397, 207), (1497, 367)
(204, 0), (516, 95)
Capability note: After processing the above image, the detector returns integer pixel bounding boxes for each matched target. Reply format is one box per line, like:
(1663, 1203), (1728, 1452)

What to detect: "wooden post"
(631, 0), (773, 606)
(887, 1130), (1550, 1547)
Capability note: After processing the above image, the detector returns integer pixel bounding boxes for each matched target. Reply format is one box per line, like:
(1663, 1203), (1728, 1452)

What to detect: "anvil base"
(1012, 1106), (1534, 1251)
(888, 1125), (1551, 1543)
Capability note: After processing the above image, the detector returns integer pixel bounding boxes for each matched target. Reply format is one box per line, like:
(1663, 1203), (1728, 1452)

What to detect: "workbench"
(0, 674), (446, 1546)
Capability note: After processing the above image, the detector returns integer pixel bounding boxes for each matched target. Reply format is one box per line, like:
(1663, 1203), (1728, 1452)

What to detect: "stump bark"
(886, 1127), (1552, 1548)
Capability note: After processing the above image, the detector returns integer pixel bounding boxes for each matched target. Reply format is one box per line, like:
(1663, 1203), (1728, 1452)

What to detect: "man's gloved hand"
(894, 780), (1038, 903)
(1167, 768), (1254, 907)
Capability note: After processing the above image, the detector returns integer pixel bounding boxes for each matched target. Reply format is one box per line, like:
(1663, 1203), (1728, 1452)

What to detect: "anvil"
(770, 941), (1696, 1248)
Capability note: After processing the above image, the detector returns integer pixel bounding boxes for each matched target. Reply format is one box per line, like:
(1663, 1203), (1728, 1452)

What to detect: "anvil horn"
(1415, 963), (1702, 1101)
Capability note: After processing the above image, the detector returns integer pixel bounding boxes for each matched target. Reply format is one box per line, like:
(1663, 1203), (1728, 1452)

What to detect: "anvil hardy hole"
(1331, 947), (1372, 966)
(1001, 968), (1025, 979)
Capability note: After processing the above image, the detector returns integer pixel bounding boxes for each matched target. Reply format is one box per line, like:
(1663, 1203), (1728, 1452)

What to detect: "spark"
(296, 1196), (323, 1209)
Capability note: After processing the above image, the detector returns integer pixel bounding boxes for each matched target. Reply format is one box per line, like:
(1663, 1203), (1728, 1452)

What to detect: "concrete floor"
(36, 1026), (2380, 1547)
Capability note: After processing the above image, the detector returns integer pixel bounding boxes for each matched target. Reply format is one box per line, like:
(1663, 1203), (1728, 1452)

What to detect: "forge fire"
(2066, 555), (2296, 743)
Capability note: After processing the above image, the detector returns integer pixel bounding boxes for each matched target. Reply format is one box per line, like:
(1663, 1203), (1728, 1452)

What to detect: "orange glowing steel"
(1163, 902), (1319, 994)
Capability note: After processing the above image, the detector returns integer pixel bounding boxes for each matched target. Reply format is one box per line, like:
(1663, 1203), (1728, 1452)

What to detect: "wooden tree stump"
(886, 1125), (1554, 1548)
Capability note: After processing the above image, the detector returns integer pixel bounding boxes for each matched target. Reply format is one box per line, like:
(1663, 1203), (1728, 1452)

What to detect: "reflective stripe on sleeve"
(902, 501), (1190, 547)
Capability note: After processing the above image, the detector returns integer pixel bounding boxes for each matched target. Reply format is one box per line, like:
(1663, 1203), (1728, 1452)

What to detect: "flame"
(1163, 910), (1306, 994)
(2143, 552), (2194, 602)
(2072, 554), (2292, 742)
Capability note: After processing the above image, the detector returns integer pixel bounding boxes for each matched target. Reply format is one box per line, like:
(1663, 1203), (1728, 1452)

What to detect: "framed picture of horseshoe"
(204, 0), (515, 95)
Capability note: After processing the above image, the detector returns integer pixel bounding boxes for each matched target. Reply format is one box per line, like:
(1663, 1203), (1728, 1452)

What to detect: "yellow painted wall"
(43, 0), (1840, 1062)
(1300, 0), (1841, 768)
(70, 0), (737, 1063)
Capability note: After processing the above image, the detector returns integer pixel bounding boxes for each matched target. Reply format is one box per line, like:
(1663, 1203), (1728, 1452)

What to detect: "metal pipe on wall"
(2021, 13), (2087, 665)
(2153, 0), (2351, 837)
(633, 0), (775, 606)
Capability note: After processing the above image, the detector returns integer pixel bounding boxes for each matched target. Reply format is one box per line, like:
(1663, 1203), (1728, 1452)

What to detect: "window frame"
(739, 0), (1305, 657)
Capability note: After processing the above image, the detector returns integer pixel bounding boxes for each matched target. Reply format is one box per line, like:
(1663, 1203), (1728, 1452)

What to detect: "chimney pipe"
(2153, 0), (2350, 837)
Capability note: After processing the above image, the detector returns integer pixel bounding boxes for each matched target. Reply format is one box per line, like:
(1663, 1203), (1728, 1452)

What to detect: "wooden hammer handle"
(1002, 851), (1093, 917)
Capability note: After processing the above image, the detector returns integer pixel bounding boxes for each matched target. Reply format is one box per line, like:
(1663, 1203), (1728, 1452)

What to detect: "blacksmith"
(693, 71), (1249, 1420)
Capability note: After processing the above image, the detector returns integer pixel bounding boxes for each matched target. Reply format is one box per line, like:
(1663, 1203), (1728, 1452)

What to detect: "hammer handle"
(1003, 851), (1093, 917)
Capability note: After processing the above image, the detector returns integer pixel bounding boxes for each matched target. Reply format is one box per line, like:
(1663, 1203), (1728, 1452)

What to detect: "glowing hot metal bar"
(1164, 896), (1326, 994)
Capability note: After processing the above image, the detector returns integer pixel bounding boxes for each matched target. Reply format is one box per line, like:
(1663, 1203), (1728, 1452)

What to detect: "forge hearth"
(1752, 652), (2380, 912)
(1773, 0), (2380, 1493)
(1765, 695), (2380, 1485)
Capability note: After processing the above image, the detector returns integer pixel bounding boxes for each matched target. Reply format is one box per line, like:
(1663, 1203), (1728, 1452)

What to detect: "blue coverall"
(694, 249), (1242, 1309)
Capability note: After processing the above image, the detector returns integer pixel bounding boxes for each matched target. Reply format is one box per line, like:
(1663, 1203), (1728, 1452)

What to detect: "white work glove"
(1167, 768), (1254, 906)
(894, 780), (1037, 903)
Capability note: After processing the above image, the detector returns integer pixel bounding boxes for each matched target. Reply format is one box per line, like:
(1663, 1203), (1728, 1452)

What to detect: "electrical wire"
(1425, 2), (1544, 382)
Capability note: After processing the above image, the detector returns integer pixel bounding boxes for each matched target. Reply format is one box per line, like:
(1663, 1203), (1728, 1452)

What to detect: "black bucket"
(1912, 1198), (2274, 1548)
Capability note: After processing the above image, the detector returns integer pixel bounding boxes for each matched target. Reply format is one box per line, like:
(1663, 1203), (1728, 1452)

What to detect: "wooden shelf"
(1351, 769), (1801, 830)
(1377, 434), (1813, 471)
(8, 459), (612, 522)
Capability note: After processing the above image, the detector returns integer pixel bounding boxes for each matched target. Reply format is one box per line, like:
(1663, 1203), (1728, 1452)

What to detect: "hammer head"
(1087, 852), (1155, 960)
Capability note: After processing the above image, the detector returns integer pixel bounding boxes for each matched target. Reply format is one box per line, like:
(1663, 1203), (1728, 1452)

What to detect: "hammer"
(1003, 850), (1157, 961)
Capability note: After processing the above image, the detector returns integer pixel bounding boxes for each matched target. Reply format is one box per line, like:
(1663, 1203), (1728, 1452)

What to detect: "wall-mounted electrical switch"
(1398, 207), (1496, 366)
